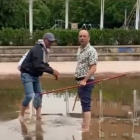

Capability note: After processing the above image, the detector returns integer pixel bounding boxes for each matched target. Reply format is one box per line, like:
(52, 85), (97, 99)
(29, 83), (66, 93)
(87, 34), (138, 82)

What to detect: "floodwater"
(0, 74), (140, 140)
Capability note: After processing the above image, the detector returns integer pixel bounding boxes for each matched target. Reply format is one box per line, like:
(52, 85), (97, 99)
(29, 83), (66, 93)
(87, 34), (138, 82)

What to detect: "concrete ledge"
(0, 45), (140, 49)
(1, 53), (140, 57)
(98, 53), (140, 56)
(0, 46), (78, 49)
(0, 54), (77, 57)
(0, 53), (140, 62)
(0, 45), (140, 61)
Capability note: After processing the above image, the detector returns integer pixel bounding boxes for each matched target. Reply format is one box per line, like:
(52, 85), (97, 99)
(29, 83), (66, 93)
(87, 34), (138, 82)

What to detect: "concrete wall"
(0, 45), (140, 62)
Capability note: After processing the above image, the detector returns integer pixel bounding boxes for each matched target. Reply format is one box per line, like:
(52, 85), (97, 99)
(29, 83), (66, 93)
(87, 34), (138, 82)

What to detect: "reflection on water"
(90, 118), (140, 140)
(20, 120), (44, 140)
(0, 75), (140, 140)
(4, 116), (82, 140)
(3, 116), (140, 140)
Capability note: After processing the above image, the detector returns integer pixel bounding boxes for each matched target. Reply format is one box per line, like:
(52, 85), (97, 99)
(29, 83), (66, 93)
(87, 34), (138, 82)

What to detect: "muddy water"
(0, 75), (140, 140)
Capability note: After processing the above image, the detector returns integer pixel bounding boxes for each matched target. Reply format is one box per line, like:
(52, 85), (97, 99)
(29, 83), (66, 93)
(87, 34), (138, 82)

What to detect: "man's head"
(43, 33), (55, 48)
(78, 30), (90, 47)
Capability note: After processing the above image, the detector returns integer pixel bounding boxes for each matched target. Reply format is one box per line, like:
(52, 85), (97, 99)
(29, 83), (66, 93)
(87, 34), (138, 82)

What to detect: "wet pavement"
(0, 115), (83, 140)
(0, 75), (140, 140)
(0, 93), (140, 140)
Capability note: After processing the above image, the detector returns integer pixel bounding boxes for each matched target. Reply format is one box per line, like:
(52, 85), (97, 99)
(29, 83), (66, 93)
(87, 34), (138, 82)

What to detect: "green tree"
(0, 0), (136, 29)
(33, 0), (51, 29)
(45, 0), (65, 28)
(104, 0), (135, 28)
(0, 0), (27, 28)
(69, 0), (100, 23)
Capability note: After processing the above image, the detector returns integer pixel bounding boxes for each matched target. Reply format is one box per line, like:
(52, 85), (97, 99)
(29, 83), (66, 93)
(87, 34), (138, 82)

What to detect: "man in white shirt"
(75, 30), (98, 132)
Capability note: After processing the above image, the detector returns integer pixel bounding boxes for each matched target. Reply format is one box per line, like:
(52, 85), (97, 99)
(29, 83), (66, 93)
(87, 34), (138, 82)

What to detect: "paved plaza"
(0, 61), (139, 76)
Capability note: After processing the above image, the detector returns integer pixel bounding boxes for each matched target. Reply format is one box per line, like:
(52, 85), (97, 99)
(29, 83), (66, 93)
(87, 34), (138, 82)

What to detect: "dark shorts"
(77, 79), (94, 112)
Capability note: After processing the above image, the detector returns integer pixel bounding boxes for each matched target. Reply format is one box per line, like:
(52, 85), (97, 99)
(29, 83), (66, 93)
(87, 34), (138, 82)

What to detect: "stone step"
(0, 46), (78, 54)
(0, 53), (77, 57)
(0, 53), (140, 62)
(0, 52), (140, 57)
(0, 54), (77, 62)
(0, 45), (140, 55)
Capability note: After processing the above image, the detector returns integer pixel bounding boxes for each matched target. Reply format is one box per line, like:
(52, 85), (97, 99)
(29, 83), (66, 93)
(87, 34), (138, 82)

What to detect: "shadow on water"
(0, 74), (140, 140)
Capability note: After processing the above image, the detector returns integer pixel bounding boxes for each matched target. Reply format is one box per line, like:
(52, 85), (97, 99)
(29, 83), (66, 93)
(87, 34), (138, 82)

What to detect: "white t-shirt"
(17, 51), (29, 70)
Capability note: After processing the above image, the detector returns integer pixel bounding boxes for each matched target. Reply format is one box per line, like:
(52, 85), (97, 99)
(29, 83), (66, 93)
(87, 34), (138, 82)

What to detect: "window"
(134, 122), (139, 126)
(122, 133), (129, 137)
(99, 131), (105, 138)
(111, 133), (117, 137)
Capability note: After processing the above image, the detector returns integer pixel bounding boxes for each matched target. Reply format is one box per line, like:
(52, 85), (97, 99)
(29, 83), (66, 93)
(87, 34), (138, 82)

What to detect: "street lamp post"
(100, 0), (105, 29)
(135, 0), (140, 30)
(29, 0), (33, 38)
(65, 0), (69, 29)
(124, 8), (127, 27)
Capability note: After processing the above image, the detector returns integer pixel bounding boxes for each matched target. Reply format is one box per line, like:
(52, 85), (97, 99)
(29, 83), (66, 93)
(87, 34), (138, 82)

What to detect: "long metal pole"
(133, 90), (137, 119)
(28, 0), (34, 117)
(65, 0), (69, 29)
(135, 0), (138, 29)
(99, 90), (103, 118)
(102, 0), (105, 28)
(65, 90), (69, 116)
(124, 9), (127, 27)
(135, 0), (140, 30)
(100, 0), (102, 29)
(29, 0), (33, 37)
(100, 0), (105, 29)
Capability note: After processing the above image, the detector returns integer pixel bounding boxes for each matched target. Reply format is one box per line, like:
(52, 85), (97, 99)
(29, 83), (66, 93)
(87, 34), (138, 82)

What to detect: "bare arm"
(83, 48), (98, 82)
(83, 64), (97, 82)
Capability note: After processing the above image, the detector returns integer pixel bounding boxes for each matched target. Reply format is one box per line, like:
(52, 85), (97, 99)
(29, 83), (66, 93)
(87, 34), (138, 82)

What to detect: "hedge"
(0, 27), (140, 46)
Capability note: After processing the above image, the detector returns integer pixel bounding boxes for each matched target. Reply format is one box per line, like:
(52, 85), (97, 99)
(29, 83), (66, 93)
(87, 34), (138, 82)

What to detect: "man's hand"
(53, 69), (59, 80)
(79, 80), (87, 86)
